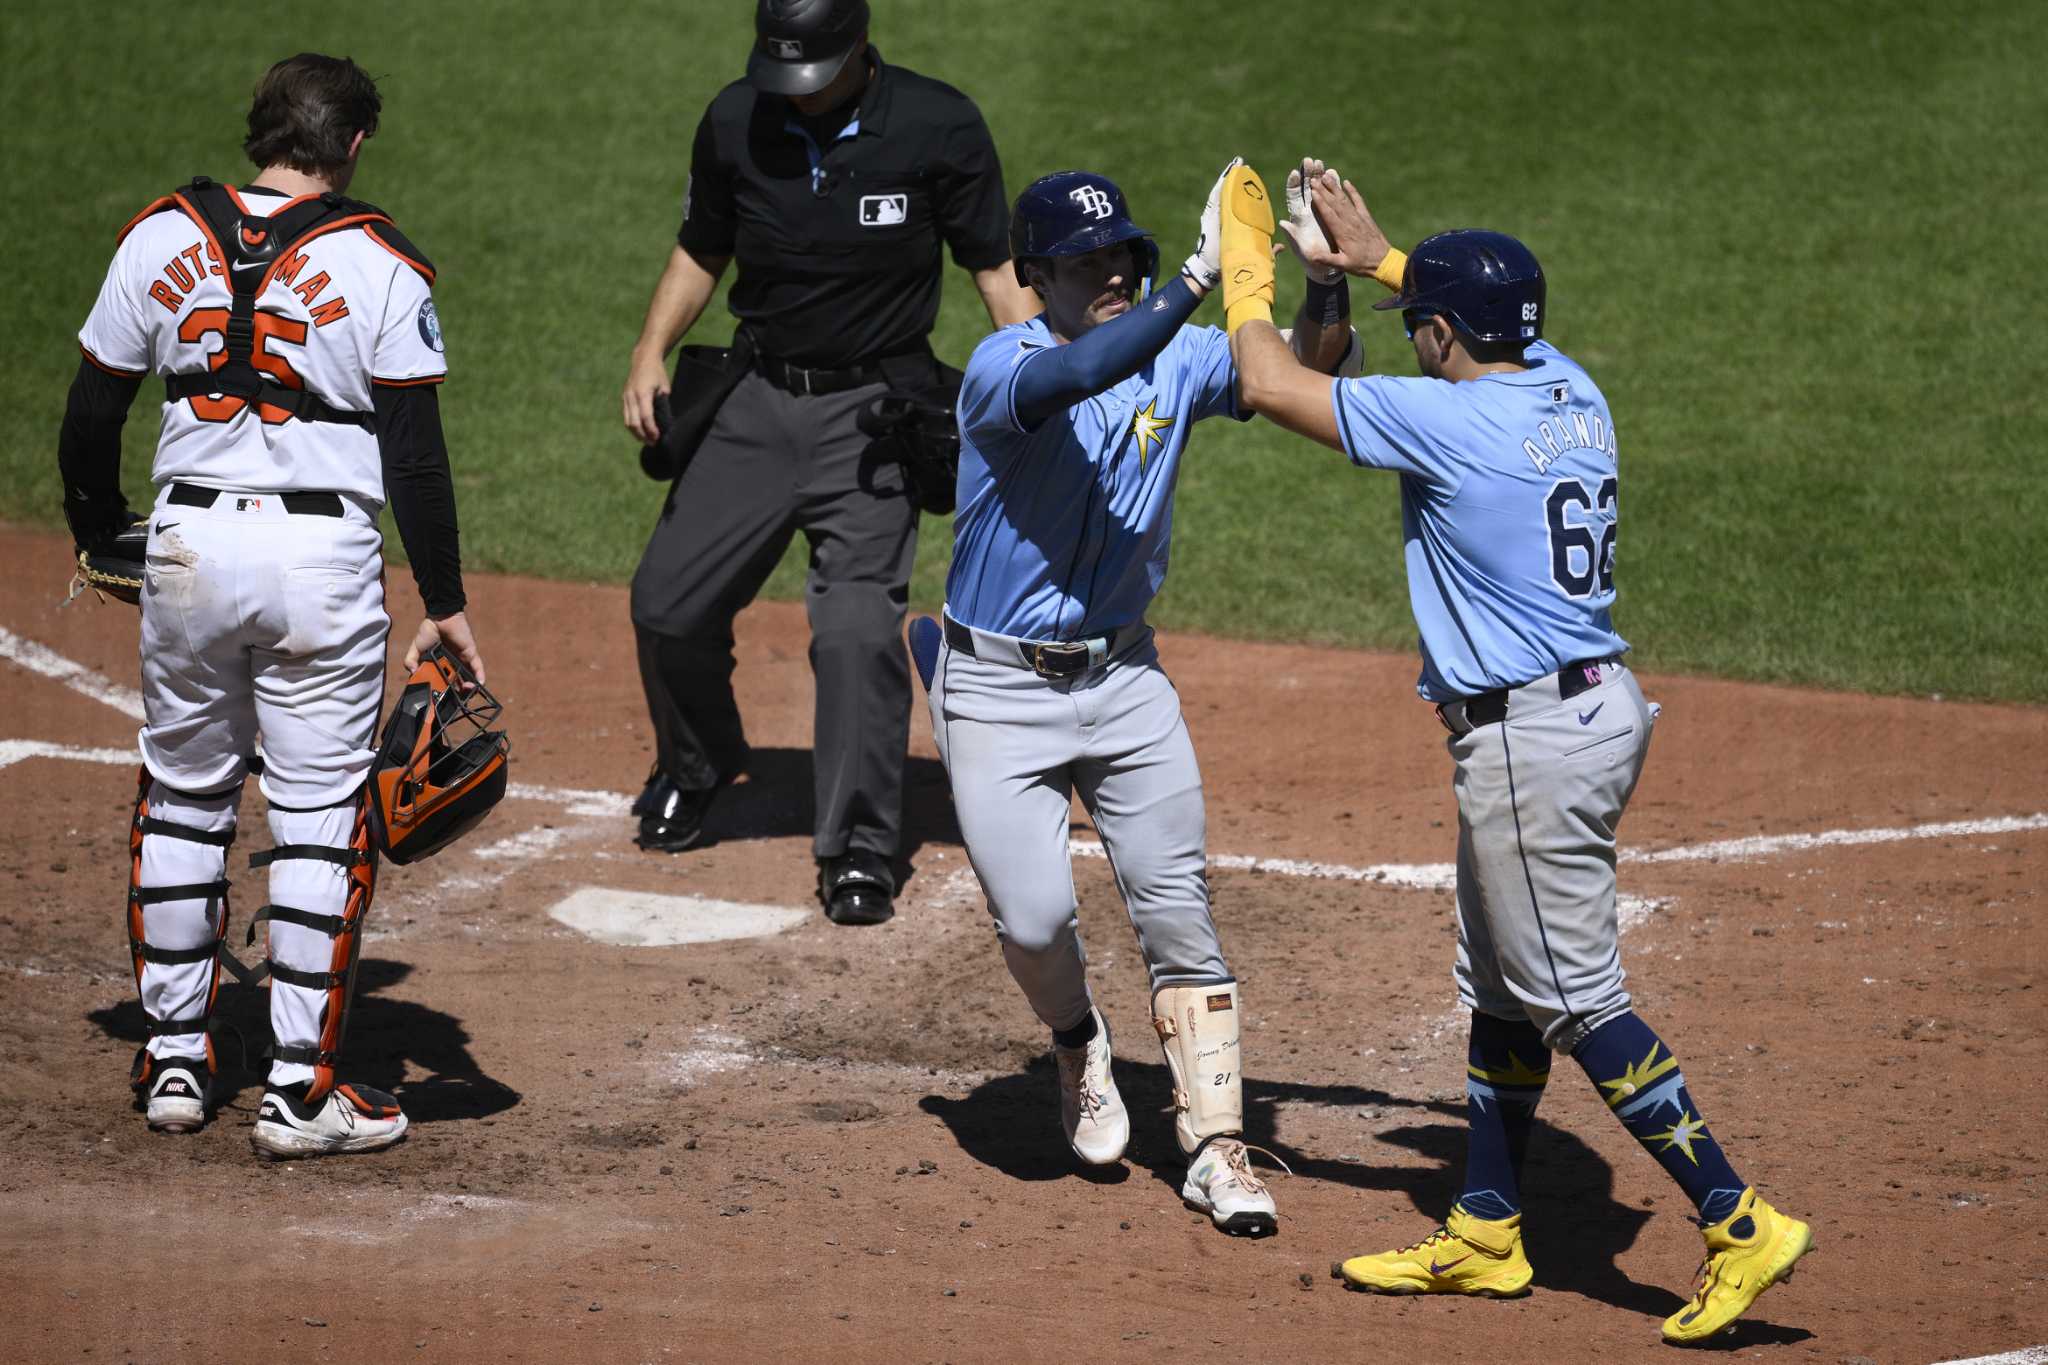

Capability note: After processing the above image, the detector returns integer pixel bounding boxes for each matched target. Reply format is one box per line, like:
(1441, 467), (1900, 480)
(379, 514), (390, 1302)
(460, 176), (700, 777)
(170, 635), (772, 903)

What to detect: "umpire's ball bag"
(639, 330), (758, 482)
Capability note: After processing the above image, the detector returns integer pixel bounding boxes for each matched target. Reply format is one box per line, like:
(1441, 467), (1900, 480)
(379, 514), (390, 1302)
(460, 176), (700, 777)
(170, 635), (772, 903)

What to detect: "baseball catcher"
(60, 55), (486, 1159)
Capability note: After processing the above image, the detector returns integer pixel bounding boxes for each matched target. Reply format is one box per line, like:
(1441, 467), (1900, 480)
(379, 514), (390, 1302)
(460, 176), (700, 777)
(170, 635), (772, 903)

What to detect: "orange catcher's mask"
(367, 645), (509, 864)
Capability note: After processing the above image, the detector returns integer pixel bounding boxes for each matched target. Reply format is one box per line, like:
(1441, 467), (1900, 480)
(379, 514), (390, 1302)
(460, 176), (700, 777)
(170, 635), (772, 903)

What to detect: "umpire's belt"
(755, 351), (886, 397)
(943, 614), (1123, 680)
(168, 484), (344, 517)
(1436, 656), (1624, 736)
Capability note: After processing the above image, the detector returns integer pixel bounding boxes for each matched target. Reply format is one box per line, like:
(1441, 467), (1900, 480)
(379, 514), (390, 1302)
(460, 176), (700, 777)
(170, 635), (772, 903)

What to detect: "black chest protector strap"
(161, 177), (385, 429)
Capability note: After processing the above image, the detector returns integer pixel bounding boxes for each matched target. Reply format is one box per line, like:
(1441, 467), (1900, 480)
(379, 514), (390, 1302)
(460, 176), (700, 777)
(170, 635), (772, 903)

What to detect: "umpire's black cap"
(747, 0), (870, 97)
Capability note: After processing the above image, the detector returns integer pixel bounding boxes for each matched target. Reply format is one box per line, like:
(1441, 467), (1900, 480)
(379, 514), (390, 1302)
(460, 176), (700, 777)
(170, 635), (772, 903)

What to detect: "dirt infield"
(2, 524), (2042, 1364)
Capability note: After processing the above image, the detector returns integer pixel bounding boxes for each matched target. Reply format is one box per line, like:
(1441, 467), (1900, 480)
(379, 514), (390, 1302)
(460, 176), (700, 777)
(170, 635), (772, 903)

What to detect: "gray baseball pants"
(929, 623), (1229, 1032)
(1445, 660), (1658, 1053)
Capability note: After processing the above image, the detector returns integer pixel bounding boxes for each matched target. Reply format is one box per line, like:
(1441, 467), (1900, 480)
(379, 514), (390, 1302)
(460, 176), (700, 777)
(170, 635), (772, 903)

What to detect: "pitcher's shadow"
(88, 957), (520, 1124)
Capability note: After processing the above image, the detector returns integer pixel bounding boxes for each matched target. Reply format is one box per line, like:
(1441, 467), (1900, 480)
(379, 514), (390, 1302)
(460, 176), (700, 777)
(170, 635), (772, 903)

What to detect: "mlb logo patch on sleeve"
(860, 194), (908, 227)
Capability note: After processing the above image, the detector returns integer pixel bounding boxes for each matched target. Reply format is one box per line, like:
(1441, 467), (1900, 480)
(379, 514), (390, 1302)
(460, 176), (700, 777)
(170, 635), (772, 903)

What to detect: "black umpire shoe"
(630, 764), (670, 819)
(636, 778), (719, 853)
(819, 851), (895, 926)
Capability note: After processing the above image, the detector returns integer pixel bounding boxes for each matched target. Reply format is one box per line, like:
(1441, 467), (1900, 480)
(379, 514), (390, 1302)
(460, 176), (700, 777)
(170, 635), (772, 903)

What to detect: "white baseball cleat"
(141, 1056), (210, 1134)
(1054, 1008), (1129, 1165)
(251, 1081), (409, 1159)
(1182, 1136), (1280, 1237)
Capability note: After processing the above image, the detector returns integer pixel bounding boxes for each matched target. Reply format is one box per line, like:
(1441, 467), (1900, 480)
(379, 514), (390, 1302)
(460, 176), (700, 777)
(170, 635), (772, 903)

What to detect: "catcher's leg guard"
(1152, 979), (1246, 1156)
(126, 769), (239, 1125)
(253, 786), (377, 1102)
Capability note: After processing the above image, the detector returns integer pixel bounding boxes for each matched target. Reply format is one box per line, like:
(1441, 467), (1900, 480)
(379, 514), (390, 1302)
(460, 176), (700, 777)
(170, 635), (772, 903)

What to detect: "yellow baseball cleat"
(1331, 1205), (1533, 1298)
(1661, 1188), (1812, 1344)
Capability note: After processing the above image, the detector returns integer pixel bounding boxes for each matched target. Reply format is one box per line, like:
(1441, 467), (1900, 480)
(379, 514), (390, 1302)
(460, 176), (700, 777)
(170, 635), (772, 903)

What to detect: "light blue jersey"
(1330, 340), (1629, 701)
(947, 316), (1244, 639)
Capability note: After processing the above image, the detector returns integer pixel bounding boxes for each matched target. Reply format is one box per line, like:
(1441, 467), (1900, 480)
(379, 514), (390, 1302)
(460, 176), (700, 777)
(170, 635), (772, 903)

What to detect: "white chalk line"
(1630, 813), (2048, 864)
(5, 738), (2043, 891)
(0, 625), (147, 719)
(0, 739), (141, 769)
(1934, 1348), (2048, 1365)
(3, 630), (2043, 888)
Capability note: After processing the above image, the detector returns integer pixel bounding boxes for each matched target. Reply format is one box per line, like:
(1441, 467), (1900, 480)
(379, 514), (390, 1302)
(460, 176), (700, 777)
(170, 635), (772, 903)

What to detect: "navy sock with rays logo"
(1457, 1011), (1551, 1221)
(1572, 1011), (1747, 1224)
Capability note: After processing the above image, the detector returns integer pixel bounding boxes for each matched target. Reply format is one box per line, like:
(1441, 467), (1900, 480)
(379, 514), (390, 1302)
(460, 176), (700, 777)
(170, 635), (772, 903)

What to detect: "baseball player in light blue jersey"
(925, 162), (1353, 1237)
(1224, 165), (1812, 1342)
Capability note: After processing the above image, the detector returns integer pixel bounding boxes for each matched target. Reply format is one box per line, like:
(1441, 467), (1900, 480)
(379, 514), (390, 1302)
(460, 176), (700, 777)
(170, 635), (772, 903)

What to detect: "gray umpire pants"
(630, 368), (916, 860)
(1445, 660), (1657, 1054)
(929, 623), (1229, 1033)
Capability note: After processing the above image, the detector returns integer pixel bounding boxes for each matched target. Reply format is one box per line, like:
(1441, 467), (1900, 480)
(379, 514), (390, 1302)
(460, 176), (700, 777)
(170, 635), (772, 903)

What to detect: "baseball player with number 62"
(1222, 161), (1811, 1344)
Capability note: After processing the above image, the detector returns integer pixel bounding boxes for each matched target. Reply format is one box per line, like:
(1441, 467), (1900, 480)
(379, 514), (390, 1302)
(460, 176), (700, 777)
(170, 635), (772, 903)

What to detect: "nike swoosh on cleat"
(1428, 1255), (1470, 1276)
(1577, 703), (1604, 725)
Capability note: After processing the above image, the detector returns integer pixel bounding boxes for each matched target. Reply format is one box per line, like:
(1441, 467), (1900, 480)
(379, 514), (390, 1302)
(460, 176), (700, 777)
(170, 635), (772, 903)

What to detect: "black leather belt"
(1441, 656), (1618, 731)
(943, 615), (1121, 679)
(168, 484), (343, 517)
(755, 351), (886, 397)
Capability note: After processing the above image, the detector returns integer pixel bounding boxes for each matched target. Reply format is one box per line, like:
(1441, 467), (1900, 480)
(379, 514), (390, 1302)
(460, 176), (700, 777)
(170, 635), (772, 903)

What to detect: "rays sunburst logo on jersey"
(1129, 400), (1172, 469)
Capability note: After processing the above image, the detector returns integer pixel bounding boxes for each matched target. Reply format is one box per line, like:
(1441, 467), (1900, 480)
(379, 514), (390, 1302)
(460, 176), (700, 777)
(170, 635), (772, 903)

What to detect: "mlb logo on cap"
(860, 194), (908, 226)
(769, 37), (803, 58)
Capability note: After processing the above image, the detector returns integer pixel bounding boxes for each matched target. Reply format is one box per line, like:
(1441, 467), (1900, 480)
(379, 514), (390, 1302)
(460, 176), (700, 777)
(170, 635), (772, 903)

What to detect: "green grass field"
(5, 1), (2042, 700)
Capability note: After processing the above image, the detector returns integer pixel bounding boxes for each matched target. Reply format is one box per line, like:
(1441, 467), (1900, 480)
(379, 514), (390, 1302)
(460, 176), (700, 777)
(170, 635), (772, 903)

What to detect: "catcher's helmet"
(1371, 229), (1546, 344)
(367, 646), (509, 865)
(747, 0), (869, 97)
(1009, 171), (1160, 292)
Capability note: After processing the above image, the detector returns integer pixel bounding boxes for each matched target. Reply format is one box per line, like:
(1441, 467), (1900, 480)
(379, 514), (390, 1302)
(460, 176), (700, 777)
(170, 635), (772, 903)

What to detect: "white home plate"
(549, 887), (808, 946)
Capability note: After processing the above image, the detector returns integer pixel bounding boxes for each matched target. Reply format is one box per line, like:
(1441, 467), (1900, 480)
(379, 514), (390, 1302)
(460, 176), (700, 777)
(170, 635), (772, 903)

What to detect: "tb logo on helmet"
(1068, 185), (1114, 220)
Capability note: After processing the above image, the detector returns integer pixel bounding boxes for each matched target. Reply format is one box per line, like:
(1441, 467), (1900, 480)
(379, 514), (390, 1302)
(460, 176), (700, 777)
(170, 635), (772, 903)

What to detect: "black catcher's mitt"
(69, 513), (148, 606)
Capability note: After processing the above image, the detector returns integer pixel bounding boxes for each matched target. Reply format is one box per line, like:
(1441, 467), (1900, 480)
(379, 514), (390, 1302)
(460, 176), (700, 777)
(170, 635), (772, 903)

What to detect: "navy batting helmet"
(747, 0), (869, 97)
(1371, 229), (1545, 344)
(1009, 171), (1160, 292)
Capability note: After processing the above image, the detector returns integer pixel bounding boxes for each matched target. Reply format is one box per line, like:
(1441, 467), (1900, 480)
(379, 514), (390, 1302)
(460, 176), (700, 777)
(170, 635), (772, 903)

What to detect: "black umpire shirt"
(678, 49), (1011, 369)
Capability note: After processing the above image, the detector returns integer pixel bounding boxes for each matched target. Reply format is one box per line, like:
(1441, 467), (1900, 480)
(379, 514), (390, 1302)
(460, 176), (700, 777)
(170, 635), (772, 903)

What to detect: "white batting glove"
(1182, 156), (1242, 292)
(1279, 157), (1344, 285)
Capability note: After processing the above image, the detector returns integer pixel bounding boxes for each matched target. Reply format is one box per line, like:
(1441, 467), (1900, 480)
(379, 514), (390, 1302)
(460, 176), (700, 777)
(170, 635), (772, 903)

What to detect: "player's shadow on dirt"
(87, 958), (519, 1125)
(921, 1062), (1796, 1328)
(707, 746), (960, 884)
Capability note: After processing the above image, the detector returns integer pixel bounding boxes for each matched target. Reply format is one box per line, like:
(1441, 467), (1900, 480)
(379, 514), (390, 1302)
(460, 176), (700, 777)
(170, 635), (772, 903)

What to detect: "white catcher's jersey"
(78, 184), (446, 505)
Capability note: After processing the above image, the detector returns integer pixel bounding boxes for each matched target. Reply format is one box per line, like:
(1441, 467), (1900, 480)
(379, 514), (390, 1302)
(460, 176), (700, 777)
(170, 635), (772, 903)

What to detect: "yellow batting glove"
(1219, 163), (1276, 336)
